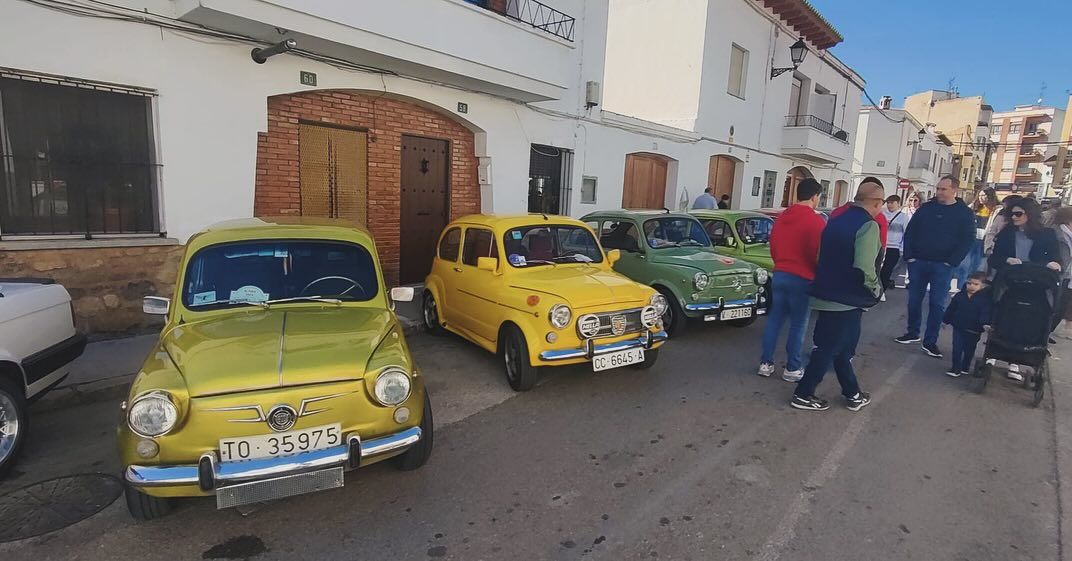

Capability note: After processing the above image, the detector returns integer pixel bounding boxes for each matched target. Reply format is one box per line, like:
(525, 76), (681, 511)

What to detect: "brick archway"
(254, 90), (480, 286)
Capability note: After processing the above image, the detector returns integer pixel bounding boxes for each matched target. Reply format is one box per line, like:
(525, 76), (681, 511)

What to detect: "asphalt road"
(1, 290), (1067, 561)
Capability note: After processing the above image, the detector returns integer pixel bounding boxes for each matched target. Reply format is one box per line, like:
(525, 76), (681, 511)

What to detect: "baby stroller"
(970, 263), (1061, 407)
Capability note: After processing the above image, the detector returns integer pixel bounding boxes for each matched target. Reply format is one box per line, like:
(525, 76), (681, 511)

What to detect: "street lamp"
(770, 38), (808, 80)
(906, 128), (926, 146)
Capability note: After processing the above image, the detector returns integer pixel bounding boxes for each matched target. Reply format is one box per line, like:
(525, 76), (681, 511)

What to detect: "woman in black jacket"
(988, 198), (1062, 272)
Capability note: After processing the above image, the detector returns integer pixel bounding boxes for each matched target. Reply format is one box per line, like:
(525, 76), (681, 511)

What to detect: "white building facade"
(853, 107), (954, 201)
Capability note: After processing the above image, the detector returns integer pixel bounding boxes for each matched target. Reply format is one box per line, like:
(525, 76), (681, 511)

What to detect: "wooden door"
(708, 155), (737, 202)
(400, 135), (450, 285)
(298, 123), (367, 224)
(622, 154), (668, 209)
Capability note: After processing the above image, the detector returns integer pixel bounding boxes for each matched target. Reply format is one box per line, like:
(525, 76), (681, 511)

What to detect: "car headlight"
(650, 293), (669, 316)
(549, 304), (572, 329)
(577, 314), (601, 339)
(755, 268), (769, 285)
(127, 391), (178, 438)
(373, 368), (412, 406)
(693, 272), (710, 290)
(640, 306), (660, 328)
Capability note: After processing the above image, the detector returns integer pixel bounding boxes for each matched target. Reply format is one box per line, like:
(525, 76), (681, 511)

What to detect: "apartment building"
(903, 91), (993, 191)
(853, 107), (954, 201)
(989, 104), (1067, 196)
(1051, 95), (1072, 199)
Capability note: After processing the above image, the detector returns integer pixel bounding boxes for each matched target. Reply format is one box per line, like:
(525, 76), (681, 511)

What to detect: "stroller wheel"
(1031, 359), (1047, 408)
(970, 362), (990, 394)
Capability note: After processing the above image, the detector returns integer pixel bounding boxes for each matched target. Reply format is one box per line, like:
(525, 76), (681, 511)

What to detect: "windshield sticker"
(229, 285), (269, 303)
(511, 230), (523, 240)
(192, 291), (217, 305)
(274, 248), (289, 258)
(508, 254), (527, 266)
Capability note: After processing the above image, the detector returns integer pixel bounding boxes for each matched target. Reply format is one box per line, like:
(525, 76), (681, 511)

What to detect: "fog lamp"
(393, 406), (411, 424)
(136, 439), (159, 459)
(545, 332), (558, 343)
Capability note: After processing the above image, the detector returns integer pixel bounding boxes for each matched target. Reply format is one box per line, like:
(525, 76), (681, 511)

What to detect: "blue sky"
(807, 0), (1072, 112)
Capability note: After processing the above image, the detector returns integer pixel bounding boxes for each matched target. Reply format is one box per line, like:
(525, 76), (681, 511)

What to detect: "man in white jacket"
(879, 195), (911, 296)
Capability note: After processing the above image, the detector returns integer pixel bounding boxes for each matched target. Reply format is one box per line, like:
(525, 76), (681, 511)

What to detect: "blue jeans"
(950, 328), (980, 373)
(906, 260), (955, 345)
(953, 240), (984, 287)
(794, 308), (863, 398)
(760, 272), (812, 371)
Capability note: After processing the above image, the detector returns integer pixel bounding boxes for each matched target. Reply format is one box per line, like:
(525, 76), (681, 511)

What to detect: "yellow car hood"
(510, 266), (650, 309)
(162, 307), (393, 397)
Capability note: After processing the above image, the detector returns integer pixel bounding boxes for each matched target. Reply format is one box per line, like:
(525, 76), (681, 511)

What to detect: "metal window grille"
(0, 75), (158, 238)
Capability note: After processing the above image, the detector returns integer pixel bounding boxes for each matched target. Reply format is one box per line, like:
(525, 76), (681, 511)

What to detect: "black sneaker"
(895, 334), (922, 344)
(791, 395), (830, 411)
(846, 392), (871, 412)
(921, 343), (943, 358)
(946, 369), (962, 378)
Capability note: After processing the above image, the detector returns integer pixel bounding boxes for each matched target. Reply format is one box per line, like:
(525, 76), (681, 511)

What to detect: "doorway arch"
(781, 166), (814, 207)
(623, 152), (675, 209)
(708, 154), (743, 207)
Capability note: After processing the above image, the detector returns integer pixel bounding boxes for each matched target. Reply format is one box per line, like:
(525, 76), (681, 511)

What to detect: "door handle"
(453, 267), (462, 273)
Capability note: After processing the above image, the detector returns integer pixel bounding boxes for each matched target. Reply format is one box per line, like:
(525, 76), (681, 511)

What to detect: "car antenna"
(662, 207), (670, 214)
(542, 213), (549, 220)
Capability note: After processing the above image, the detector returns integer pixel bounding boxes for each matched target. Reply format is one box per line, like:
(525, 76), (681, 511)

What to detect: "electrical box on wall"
(585, 81), (601, 109)
(478, 157), (492, 185)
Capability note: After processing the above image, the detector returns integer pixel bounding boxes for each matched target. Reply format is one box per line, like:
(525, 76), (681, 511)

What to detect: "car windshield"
(735, 217), (774, 244)
(502, 225), (604, 267)
(182, 240), (379, 309)
(642, 217), (711, 249)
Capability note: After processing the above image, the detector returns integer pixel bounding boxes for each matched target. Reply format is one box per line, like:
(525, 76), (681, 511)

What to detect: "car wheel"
(502, 325), (539, 392)
(422, 291), (445, 335)
(630, 348), (660, 370)
(1032, 359), (1047, 408)
(124, 483), (172, 521)
(969, 362), (990, 394)
(727, 316), (757, 328)
(0, 376), (27, 479)
(393, 394), (434, 471)
(658, 289), (686, 336)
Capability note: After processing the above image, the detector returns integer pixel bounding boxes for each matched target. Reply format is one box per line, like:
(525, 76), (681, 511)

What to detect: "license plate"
(219, 424), (342, 462)
(720, 307), (753, 321)
(592, 348), (644, 372)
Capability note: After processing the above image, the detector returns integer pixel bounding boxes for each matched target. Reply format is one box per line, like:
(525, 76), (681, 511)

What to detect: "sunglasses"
(1011, 211), (1026, 218)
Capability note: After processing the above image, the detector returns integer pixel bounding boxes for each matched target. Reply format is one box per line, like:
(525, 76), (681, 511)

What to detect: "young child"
(942, 271), (993, 377)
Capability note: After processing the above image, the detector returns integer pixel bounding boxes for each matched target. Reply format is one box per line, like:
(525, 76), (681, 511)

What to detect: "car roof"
(188, 217), (376, 249)
(689, 209), (771, 220)
(446, 213), (588, 230)
(582, 209), (696, 221)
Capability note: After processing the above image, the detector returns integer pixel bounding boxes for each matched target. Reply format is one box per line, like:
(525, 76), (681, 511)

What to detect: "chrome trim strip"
(124, 427), (423, 488)
(684, 298), (755, 312)
(296, 392), (349, 417)
(277, 311), (288, 387)
(539, 331), (669, 361)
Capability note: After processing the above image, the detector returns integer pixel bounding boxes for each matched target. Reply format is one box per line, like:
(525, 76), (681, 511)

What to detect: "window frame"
(461, 227), (498, 268)
(437, 227), (461, 262)
(596, 219), (643, 253)
(727, 44), (749, 100)
(701, 218), (736, 249)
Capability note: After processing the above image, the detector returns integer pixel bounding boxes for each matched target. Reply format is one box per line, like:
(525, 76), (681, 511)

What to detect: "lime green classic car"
(689, 209), (775, 273)
(119, 219), (432, 520)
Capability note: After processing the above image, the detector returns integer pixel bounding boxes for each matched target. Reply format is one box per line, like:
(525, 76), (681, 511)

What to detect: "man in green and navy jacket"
(791, 179), (885, 412)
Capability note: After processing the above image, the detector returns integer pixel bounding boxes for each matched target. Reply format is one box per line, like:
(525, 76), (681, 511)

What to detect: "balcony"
(1015, 168), (1041, 180)
(173, 0), (575, 102)
(781, 115), (850, 165)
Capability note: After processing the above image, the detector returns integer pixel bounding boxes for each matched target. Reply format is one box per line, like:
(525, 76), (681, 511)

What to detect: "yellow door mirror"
(477, 257), (498, 272)
(606, 249), (621, 265)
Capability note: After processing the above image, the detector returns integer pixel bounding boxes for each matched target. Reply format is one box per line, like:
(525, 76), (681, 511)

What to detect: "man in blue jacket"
(895, 175), (977, 358)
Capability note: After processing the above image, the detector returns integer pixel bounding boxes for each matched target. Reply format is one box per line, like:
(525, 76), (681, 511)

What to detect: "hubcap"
(504, 339), (519, 382)
(0, 393), (19, 462)
(424, 295), (438, 328)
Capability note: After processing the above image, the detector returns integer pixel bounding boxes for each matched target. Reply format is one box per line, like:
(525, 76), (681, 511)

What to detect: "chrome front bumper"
(539, 330), (668, 361)
(125, 426), (422, 490)
(684, 295), (767, 315)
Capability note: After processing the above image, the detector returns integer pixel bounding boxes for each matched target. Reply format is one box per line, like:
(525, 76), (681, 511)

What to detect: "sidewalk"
(36, 300), (425, 411)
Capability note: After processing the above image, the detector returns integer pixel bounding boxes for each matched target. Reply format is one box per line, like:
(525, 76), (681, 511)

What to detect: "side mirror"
(390, 286), (414, 302)
(143, 296), (170, 315)
(606, 249), (621, 265)
(477, 257), (498, 272)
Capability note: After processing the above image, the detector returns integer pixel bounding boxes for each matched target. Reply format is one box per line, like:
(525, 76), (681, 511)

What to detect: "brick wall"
(254, 90), (481, 285)
(0, 244), (183, 337)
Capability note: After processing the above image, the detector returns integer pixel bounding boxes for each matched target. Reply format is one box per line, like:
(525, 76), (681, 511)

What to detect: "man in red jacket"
(758, 177), (826, 381)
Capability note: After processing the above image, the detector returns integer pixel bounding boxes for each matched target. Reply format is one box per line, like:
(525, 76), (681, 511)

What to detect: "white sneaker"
(782, 368), (804, 383)
(758, 362), (775, 377)
(880, 293), (887, 302)
(1008, 364), (1024, 382)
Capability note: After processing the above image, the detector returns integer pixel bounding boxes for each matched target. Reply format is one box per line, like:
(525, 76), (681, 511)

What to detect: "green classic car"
(689, 209), (775, 273)
(581, 210), (768, 334)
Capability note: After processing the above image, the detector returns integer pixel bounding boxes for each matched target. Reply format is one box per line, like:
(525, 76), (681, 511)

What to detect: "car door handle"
(453, 267), (462, 273)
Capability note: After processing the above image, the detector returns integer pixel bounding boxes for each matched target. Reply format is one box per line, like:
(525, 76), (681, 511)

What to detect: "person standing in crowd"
(693, 187), (718, 210)
(968, 188), (998, 272)
(904, 192), (922, 217)
(758, 178), (826, 382)
(880, 195), (910, 295)
(942, 271), (992, 378)
(896, 175), (976, 359)
(1053, 206), (1072, 340)
(984, 195), (1024, 260)
(791, 180), (885, 412)
(987, 198), (1061, 273)
(718, 194), (731, 209)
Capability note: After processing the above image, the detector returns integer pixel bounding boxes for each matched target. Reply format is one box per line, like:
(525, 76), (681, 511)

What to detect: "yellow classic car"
(422, 214), (668, 391)
(118, 218), (432, 520)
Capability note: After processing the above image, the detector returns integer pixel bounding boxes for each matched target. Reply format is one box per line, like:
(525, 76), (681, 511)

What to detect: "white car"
(0, 279), (86, 477)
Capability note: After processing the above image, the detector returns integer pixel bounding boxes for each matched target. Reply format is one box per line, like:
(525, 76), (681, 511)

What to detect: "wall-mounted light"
(907, 128), (926, 146)
(770, 38), (808, 80)
(252, 39), (297, 64)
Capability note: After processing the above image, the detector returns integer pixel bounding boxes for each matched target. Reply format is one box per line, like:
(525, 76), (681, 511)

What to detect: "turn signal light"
(527, 295), (540, 307)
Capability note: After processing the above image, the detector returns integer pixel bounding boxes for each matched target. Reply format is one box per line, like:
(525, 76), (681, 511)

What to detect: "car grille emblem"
(732, 278), (743, 291)
(266, 405), (298, 432)
(610, 314), (628, 336)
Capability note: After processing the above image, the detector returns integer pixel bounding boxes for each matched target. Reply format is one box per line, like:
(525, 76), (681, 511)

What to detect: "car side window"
(461, 228), (498, 267)
(598, 221), (641, 253)
(438, 227), (461, 262)
(703, 220), (736, 248)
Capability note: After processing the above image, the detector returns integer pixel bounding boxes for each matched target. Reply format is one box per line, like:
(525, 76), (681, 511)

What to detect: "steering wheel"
(300, 276), (363, 298)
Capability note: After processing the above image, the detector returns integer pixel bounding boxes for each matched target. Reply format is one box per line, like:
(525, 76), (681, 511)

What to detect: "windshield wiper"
(551, 255), (594, 263)
(677, 240), (705, 247)
(522, 259), (557, 267)
(189, 299), (269, 309)
(263, 296), (343, 307)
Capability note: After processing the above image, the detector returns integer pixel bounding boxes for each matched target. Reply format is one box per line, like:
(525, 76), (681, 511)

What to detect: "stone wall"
(0, 243), (183, 338)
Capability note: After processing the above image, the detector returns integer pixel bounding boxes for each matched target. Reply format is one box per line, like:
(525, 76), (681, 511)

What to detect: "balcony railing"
(465, 0), (576, 41)
(784, 114), (847, 141)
